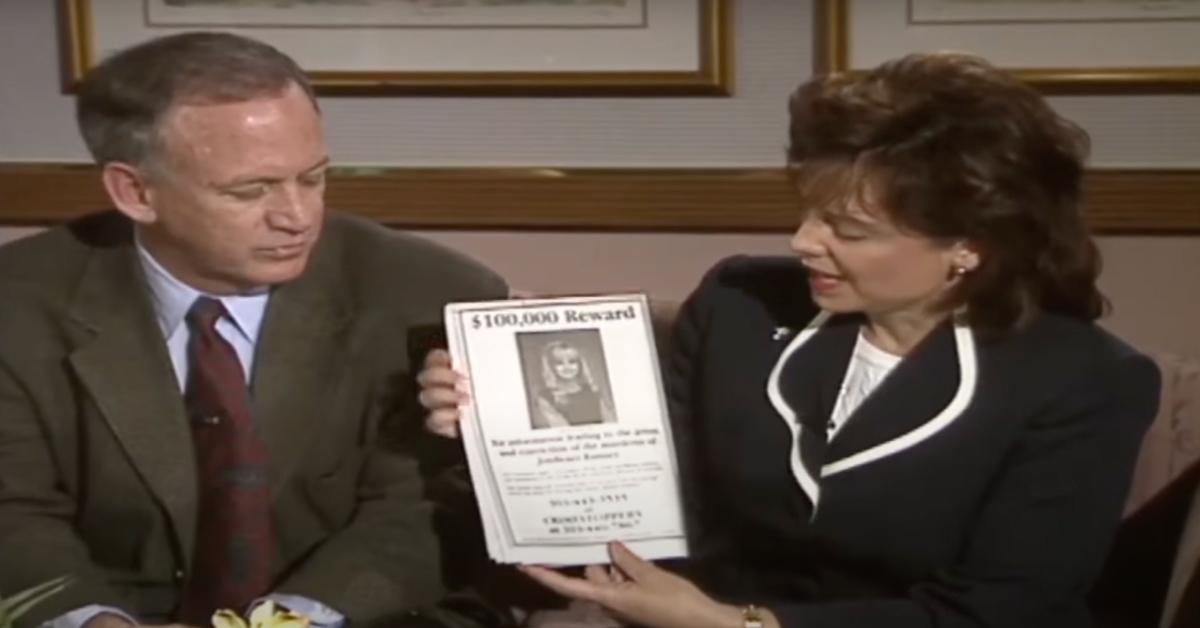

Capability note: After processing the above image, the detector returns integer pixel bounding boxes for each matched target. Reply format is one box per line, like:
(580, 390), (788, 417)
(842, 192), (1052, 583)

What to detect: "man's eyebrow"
(216, 157), (330, 187)
(302, 156), (331, 173)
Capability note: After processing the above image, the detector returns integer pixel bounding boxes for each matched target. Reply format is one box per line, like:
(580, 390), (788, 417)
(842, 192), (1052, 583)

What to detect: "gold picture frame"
(60, 0), (732, 96)
(817, 0), (1200, 94)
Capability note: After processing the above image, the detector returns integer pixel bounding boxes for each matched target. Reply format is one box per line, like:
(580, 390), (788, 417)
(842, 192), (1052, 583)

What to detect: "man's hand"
(82, 613), (204, 628)
(415, 349), (470, 438)
(81, 614), (135, 628)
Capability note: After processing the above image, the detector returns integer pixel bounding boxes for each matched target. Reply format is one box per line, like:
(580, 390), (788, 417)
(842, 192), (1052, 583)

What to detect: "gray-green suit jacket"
(0, 211), (506, 627)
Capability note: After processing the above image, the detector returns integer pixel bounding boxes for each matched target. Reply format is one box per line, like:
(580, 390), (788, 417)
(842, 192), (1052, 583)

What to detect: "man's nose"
(267, 183), (318, 232)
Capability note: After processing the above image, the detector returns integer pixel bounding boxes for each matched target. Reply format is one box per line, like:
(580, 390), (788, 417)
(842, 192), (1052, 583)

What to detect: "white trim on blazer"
(766, 311), (831, 516)
(767, 311), (979, 514)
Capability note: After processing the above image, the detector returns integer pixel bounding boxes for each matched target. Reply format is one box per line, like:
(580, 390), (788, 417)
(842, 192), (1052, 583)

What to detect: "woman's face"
(550, 346), (582, 381)
(789, 192), (975, 323)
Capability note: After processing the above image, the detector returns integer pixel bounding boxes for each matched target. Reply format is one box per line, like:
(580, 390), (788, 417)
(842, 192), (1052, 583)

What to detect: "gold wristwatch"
(741, 604), (764, 628)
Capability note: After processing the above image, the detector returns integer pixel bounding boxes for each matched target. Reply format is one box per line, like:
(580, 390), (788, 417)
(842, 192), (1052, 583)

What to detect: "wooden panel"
(1, 164), (1196, 233)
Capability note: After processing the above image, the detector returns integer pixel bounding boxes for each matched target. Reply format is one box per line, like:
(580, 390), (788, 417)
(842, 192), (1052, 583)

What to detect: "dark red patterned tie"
(178, 297), (273, 624)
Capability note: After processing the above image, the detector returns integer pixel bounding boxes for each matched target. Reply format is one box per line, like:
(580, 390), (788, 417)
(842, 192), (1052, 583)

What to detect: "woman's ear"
(101, 162), (158, 225)
(950, 241), (982, 274)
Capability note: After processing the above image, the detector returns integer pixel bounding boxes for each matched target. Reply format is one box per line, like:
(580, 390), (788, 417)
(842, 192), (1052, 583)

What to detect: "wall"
(1, 0), (1198, 356)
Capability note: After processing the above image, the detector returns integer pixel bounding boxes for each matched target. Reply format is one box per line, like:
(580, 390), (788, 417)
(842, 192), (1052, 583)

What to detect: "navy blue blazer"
(667, 256), (1160, 628)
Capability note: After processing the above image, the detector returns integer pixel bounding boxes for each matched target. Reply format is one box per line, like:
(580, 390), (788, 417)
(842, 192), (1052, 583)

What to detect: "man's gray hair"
(76, 31), (319, 169)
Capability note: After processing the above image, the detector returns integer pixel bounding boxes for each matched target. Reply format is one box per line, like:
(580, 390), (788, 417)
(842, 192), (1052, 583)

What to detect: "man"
(0, 32), (505, 628)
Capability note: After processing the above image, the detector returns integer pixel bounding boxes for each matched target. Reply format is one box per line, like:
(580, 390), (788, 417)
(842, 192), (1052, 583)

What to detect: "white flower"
(212, 600), (310, 628)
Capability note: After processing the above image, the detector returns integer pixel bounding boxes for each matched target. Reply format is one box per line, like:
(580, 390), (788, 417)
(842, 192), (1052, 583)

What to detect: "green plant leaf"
(0, 576), (71, 622)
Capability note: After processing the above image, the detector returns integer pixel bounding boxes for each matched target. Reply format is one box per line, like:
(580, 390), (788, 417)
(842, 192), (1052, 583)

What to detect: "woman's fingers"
(583, 564), (612, 584)
(519, 565), (606, 604)
(522, 551), (723, 628)
(607, 541), (655, 583)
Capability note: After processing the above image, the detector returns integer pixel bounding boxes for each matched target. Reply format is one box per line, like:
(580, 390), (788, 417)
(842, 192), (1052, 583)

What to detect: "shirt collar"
(134, 233), (269, 344)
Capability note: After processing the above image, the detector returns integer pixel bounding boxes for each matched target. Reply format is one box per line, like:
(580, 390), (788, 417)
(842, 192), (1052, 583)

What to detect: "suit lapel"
(776, 314), (860, 434)
(823, 317), (979, 477)
(250, 232), (351, 498)
(66, 226), (199, 567)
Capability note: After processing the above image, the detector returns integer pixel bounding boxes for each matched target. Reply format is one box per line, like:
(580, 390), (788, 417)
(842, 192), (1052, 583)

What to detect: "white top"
(827, 331), (902, 440)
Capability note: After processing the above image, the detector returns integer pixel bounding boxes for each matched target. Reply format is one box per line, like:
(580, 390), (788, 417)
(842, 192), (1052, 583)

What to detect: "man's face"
(139, 82), (328, 295)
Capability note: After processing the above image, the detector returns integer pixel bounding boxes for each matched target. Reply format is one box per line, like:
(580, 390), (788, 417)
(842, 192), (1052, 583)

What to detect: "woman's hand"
(416, 348), (469, 438)
(519, 542), (767, 628)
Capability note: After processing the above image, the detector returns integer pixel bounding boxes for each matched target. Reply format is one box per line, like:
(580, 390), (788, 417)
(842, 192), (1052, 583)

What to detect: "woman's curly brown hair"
(787, 52), (1104, 334)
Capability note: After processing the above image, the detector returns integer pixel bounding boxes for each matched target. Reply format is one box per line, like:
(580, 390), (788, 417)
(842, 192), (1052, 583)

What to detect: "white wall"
(3, 1), (1199, 167)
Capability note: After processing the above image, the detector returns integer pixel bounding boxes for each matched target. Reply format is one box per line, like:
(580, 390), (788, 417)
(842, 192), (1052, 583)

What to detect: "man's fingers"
(83, 614), (136, 628)
(423, 348), (452, 368)
(423, 408), (463, 438)
(417, 350), (469, 391)
(424, 419), (461, 439)
(417, 385), (467, 410)
(415, 366), (464, 389)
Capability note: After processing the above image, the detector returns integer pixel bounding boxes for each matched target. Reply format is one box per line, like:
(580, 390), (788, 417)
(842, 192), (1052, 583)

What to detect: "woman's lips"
(807, 269), (843, 293)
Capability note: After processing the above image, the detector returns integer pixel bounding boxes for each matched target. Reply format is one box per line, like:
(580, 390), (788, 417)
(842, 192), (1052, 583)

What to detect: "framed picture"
(60, 0), (731, 95)
(817, 0), (1200, 93)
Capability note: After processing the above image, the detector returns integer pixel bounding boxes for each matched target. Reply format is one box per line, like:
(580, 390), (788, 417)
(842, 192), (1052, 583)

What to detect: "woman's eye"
(833, 229), (868, 241)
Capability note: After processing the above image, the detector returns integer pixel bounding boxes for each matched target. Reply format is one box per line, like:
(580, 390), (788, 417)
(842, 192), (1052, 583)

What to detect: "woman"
(418, 52), (1160, 628)
(529, 339), (617, 429)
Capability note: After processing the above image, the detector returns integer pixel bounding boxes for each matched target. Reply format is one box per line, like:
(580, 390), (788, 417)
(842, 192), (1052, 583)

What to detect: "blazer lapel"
(823, 317), (979, 477)
(66, 232), (199, 566)
(250, 236), (351, 499)
(808, 314), (862, 429)
(780, 315), (860, 433)
(766, 312), (857, 515)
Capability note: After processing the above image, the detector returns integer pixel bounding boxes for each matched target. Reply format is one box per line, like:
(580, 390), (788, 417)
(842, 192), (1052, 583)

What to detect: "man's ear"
(100, 162), (158, 225)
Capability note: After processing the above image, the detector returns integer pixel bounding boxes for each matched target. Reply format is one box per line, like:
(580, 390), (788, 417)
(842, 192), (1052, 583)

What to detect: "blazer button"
(173, 569), (185, 582)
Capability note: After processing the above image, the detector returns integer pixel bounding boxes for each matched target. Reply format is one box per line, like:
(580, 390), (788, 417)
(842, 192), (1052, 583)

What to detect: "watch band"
(741, 604), (765, 628)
